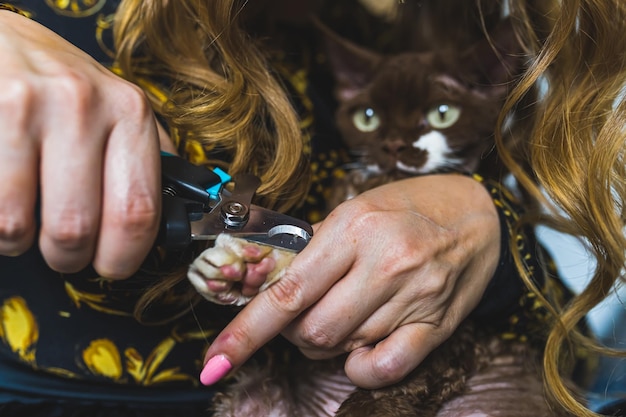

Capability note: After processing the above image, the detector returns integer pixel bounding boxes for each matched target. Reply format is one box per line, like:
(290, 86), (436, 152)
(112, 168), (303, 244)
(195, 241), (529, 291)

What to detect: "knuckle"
(0, 78), (34, 110)
(0, 211), (31, 242)
(0, 79), (33, 138)
(264, 272), (307, 314)
(223, 323), (260, 354)
(110, 192), (159, 236)
(46, 210), (96, 250)
(115, 81), (151, 117)
(299, 323), (337, 350)
(54, 70), (96, 109)
(342, 200), (377, 231)
(422, 273), (449, 298)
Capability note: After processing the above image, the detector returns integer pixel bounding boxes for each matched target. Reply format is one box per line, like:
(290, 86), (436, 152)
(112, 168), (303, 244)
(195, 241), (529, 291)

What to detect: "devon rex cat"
(186, 19), (572, 417)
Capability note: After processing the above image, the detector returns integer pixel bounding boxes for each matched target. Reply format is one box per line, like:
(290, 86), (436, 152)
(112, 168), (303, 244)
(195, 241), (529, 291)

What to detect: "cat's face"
(320, 18), (521, 178)
(334, 53), (506, 177)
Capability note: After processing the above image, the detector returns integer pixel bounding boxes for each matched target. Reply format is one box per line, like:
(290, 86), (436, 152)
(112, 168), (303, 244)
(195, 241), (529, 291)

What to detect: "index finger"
(199, 234), (352, 385)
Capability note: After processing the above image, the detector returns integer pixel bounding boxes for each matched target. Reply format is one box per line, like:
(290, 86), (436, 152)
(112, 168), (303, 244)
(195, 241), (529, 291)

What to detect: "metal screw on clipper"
(221, 201), (249, 228)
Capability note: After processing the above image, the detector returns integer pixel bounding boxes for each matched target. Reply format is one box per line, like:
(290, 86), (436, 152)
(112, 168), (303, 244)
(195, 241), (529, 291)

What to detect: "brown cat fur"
(320, 17), (521, 209)
(187, 19), (575, 417)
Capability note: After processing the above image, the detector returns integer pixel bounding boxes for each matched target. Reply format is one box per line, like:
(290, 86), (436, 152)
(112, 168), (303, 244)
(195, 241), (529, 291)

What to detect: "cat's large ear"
(312, 17), (383, 101)
(459, 17), (525, 96)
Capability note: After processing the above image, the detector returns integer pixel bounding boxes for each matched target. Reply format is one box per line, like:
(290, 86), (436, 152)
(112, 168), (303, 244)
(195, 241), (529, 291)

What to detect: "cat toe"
(187, 242), (248, 304)
(187, 234), (297, 306)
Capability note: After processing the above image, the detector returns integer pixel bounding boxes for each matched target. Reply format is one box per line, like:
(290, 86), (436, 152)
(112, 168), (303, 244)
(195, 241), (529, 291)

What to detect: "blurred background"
(537, 226), (626, 411)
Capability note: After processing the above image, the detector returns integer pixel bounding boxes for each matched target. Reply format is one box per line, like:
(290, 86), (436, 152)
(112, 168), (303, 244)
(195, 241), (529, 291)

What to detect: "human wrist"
(469, 176), (537, 320)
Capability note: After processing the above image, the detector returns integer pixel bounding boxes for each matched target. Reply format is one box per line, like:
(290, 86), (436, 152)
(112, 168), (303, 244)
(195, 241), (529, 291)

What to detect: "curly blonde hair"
(113, 0), (310, 213)
(112, 0), (625, 415)
(403, 1), (626, 415)
(503, 1), (626, 415)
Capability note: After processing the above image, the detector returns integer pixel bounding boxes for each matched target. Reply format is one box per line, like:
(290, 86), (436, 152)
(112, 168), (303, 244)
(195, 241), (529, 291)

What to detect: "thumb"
(343, 323), (449, 389)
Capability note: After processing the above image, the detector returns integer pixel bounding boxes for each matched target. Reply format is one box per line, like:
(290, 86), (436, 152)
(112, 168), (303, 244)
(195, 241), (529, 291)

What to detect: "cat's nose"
(383, 139), (406, 154)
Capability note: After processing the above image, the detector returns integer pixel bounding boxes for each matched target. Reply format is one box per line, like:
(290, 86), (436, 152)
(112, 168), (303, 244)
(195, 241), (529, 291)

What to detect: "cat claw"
(188, 234), (296, 306)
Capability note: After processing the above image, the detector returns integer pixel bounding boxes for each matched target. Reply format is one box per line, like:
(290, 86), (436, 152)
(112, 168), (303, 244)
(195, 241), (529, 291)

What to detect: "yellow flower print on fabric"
(44, 0), (106, 17)
(0, 3), (32, 17)
(0, 296), (39, 363)
(64, 281), (130, 316)
(184, 139), (211, 166)
(82, 337), (197, 385)
(83, 339), (124, 381)
(125, 337), (196, 385)
(95, 12), (116, 59)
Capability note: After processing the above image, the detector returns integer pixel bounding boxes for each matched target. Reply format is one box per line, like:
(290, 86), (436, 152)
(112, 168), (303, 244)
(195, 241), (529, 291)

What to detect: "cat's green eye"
(352, 107), (381, 132)
(426, 104), (461, 129)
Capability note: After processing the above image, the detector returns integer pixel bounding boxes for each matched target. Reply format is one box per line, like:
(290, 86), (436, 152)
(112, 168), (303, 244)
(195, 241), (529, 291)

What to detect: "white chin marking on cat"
(398, 130), (461, 174)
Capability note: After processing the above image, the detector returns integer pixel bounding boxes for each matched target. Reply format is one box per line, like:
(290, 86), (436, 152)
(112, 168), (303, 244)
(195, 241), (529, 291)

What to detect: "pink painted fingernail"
(200, 355), (232, 386)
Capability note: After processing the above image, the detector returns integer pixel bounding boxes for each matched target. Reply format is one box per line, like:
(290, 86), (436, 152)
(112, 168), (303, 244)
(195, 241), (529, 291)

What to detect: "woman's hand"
(0, 12), (169, 278)
(200, 174), (501, 388)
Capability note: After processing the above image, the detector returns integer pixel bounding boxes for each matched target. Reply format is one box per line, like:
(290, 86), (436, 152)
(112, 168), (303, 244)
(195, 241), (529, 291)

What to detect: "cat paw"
(187, 234), (296, 306)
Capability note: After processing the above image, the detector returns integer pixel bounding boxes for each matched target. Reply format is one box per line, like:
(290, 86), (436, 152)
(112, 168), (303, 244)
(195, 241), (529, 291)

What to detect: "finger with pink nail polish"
(200, 354), (233, 386)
